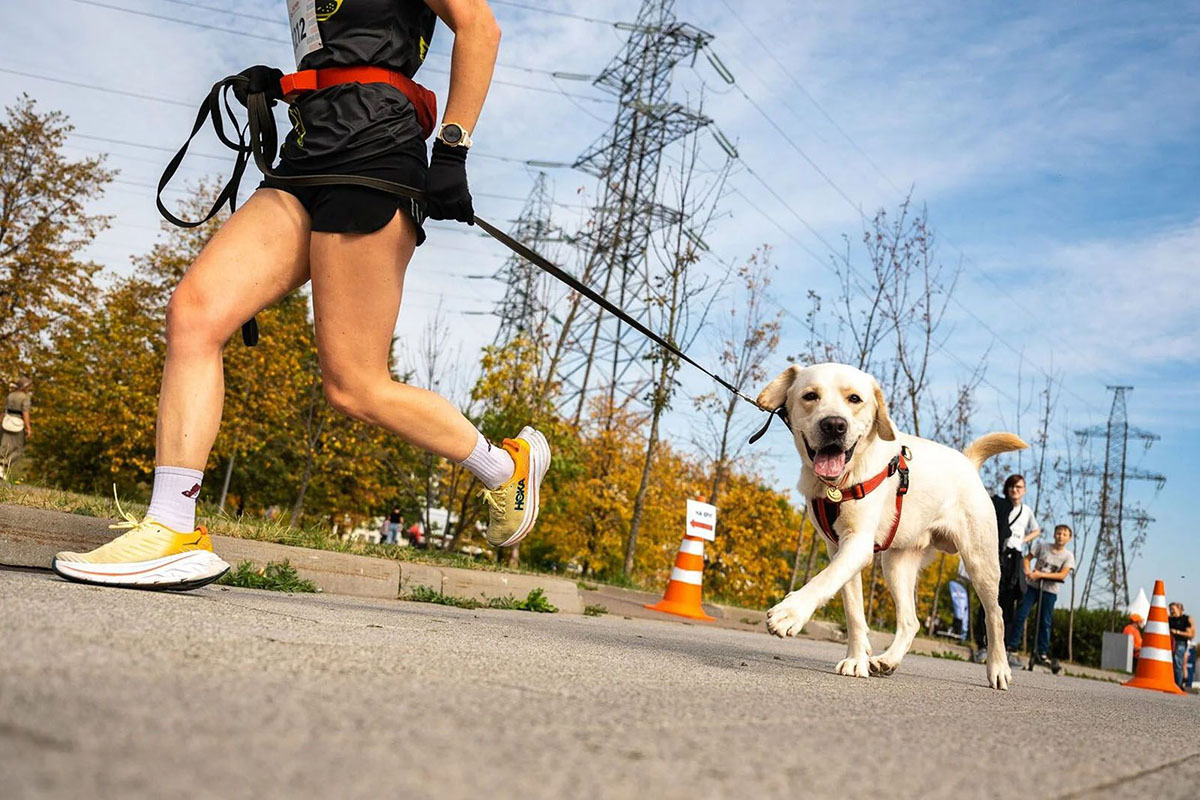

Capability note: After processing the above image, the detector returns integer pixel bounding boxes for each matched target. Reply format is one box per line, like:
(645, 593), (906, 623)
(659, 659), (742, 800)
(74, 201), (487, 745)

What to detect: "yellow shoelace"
(107, 484), (148, 535)
(480, 487), (506, 515)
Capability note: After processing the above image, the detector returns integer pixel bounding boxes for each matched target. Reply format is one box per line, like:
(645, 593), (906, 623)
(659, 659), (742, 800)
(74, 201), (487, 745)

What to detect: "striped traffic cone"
(1124, 579), (1185, 695)
(645, 532), (715, 621)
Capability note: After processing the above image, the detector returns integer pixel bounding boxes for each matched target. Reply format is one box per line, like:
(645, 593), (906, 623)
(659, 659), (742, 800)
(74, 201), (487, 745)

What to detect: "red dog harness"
(811, 447), (911, 553)
(280, 66), (438, 139)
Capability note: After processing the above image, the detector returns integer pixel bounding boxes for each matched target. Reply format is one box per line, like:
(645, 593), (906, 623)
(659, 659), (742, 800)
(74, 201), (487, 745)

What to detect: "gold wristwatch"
(437, 122), (473, 148)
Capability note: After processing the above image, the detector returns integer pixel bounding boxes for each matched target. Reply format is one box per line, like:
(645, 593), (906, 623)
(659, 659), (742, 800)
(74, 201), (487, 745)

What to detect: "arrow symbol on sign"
(690, 520), (713, 531)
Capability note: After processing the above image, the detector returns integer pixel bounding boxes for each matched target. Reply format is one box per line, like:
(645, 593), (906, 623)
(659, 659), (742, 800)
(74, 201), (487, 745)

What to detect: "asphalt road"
(2, 568), (1196, 800)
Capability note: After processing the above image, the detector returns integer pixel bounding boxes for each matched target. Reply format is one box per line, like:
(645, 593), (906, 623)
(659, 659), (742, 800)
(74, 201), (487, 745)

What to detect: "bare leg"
(308, 212), (478, 460)
(871, 547), (926, 676)
(157, 189), (313, 469)
(767, 530), (875, 640)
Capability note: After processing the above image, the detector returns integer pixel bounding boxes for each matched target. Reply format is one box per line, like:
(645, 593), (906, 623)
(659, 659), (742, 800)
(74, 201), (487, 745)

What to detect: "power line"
(710, 7), (1064, 346)
(67, 130), (569, 170)
(489, 0), (622, 26)
(713, 0), (904, 199)
(73, 0), (607, 90)
(0, 66), (195, 107)
(156, 0), (622, 30)
(71, 132), (230, 161)
(155, 0), (286, 25)
(72, 0), (282, 43)
(700, 71), (1105, 417)
(700, 20), (1097, 414)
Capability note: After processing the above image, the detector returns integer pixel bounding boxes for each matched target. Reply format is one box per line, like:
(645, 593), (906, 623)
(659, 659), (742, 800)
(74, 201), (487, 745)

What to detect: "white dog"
(756, 363), (1026, 690)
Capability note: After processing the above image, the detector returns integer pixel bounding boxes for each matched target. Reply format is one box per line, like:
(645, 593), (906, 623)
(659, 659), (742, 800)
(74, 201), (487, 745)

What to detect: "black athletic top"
(282, 0), (437, 169)
(300, 0), (436, 78)
(1170, 613), (1192, 645)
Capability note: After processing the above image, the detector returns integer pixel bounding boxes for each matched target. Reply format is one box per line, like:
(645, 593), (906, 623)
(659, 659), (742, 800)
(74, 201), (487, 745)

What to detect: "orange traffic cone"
(1125, 579), (1185, 695)
(646, 533), (715, 621)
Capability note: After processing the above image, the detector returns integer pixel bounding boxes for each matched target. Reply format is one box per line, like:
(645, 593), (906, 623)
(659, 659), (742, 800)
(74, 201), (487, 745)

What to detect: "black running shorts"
(259, 141), (428, 244)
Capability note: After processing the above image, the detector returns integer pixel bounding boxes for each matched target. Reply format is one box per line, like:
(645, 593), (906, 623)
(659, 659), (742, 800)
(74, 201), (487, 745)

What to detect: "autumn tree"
(623, 132), (730, 577)
(0, 95), (113, 376)
(692, 245), (781, 508)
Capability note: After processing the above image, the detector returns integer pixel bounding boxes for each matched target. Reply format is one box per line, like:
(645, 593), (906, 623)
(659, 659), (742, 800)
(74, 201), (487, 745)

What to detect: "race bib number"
(287, 0), (323, 67)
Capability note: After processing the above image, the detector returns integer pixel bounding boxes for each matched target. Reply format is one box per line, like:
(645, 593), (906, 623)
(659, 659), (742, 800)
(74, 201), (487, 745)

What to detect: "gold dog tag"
(826, 486), (843, 502)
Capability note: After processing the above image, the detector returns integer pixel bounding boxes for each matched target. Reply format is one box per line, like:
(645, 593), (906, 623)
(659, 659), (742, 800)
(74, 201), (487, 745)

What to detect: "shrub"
(1050, 606), (1122, 668)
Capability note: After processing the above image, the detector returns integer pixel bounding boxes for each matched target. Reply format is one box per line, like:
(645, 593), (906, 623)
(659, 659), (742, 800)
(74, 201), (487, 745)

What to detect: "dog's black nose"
(819, 416), (848, 438)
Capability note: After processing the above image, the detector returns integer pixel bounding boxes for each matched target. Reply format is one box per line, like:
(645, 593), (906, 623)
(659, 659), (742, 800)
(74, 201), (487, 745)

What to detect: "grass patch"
(486, 587), (558, 613)
(1061, 668), (1121, 684)
(406, 584), (483, 609)
(584, 603), (608, 617)
(404, 585), (558, 613)
(217, 561), (319, 593)
(928, 649), (966, 661)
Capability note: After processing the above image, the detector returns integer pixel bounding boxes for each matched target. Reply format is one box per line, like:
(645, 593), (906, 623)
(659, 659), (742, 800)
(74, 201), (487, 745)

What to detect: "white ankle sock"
(146, 466), (204, 532)
(458, 431), (514, 490)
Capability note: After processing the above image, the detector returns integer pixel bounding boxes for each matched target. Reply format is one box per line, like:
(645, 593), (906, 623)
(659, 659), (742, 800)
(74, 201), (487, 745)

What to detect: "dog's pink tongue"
(813, 451), (846, 478)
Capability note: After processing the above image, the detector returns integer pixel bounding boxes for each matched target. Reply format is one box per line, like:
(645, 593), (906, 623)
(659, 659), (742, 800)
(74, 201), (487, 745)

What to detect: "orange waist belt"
(280, 66), (437, 139)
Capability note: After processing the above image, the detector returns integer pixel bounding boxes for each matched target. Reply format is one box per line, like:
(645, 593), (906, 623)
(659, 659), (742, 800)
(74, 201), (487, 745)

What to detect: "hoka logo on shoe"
(514, 479), (526, 511)
(181, 483), (201, 499)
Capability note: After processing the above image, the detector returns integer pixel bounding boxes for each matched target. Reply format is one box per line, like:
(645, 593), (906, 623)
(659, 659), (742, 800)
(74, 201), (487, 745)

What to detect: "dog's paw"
(835, 654), (871, 678)
(868, 655), (899, 677)
(987, 659), (1012, 690)
(765, 602), (808, 638)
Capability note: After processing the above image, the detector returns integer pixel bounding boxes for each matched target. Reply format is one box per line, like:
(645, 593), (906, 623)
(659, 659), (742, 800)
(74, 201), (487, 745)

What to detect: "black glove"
(233, 65), (285, 108)
(425, 140), (474, 224)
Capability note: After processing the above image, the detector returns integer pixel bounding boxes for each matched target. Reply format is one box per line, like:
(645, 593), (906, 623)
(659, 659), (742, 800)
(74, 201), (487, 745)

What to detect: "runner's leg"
(308, 212), (478, 460)
(311, 210), (549, 548)
(157, 189), (313, 469)
(52, 189), (314, 588)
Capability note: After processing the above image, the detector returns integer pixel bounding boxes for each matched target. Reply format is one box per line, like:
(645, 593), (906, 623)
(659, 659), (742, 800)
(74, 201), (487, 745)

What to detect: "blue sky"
(5, 0), (1198, 616)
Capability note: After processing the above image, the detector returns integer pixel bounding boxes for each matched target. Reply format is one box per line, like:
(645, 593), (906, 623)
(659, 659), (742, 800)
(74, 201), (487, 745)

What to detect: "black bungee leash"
(157, 74), (788, 438)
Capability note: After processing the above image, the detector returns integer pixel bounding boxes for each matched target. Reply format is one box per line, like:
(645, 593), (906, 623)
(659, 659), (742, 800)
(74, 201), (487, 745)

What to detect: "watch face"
(441, 124), (463, 145)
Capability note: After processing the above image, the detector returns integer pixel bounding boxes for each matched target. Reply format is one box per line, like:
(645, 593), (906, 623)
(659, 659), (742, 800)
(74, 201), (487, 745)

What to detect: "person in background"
(386, 507), (403, 545)
(408, 521), (424, 549)
(1122, 612), (1143, 672)
(0, 375), (34, 481)
(975, 474), (1041, 665)
(1006, 524), (1074, 667)
(1168, 602), (1194, 690)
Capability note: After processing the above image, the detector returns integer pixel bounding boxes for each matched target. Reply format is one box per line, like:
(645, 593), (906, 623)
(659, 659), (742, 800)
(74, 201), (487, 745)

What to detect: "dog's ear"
(757, 365), (801, 412)
(872, 380), (897, 441)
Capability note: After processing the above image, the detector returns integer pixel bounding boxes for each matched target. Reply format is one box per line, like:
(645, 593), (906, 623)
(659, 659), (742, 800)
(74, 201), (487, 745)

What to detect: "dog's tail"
(963, 432), (1028, 471)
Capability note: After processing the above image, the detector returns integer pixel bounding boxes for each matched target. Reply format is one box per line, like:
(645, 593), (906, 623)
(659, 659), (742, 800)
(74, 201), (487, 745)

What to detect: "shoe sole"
(495, 426), (551, 549)
(51, 550), (231, 591)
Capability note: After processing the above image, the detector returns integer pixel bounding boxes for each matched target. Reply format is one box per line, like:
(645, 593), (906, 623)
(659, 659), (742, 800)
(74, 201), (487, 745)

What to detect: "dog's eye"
(847, 394), (863, 404)
(802, 391), (818, 402)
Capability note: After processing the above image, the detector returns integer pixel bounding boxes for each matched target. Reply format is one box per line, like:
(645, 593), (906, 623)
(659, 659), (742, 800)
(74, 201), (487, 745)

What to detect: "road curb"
(0, 504), (582, 614)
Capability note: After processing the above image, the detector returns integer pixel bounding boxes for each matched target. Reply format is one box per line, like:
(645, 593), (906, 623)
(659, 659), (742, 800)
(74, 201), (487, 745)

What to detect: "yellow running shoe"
(52, 501), (229, 590)
(481, 426), (550, 548)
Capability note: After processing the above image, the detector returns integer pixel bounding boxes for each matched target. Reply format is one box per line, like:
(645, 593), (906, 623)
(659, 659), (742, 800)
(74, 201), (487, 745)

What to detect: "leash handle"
(156, 76), (252, 229)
